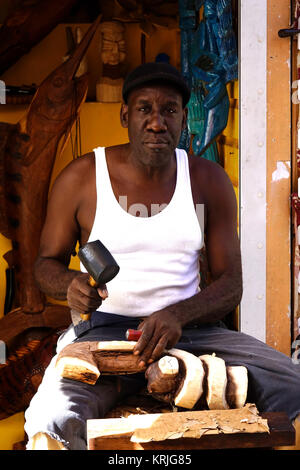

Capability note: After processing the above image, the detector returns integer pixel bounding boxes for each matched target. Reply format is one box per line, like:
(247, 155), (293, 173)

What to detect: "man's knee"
(27, 432), (68, 450)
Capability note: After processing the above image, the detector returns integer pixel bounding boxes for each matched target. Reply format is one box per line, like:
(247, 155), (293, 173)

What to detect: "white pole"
(239, 0), (267, 341)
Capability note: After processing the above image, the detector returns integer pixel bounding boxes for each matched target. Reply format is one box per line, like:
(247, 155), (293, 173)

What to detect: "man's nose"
(146, 111), (167, 132)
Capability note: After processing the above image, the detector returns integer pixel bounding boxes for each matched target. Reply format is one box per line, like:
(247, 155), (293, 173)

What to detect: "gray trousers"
(24, 313), (300, 450)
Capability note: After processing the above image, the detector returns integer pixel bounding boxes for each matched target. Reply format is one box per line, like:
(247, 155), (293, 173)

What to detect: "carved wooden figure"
(96, 21), (126, 103)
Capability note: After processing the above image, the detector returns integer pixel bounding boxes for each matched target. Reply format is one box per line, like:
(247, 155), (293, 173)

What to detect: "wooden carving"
(96, 21), (126, 103)
(56, 342), (249, 412)
(0, 16), (101, 420)
(226, 365), (248, 409)
(0, 331), (59, 420)
(0, 16), (102, 344)
(145, 356), (179, 394)
(199, 353), (229, 410)
(56, 341), (146, 385)
(113, 0), (178, 31)
(0, 0), (80, 75)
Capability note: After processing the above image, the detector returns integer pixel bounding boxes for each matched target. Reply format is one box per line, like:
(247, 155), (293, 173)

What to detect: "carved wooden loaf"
(55, 341), (145, 385)
(55, 342), (248, 411)
(199, 353), (229, 410)
(198, 354), (248, 410)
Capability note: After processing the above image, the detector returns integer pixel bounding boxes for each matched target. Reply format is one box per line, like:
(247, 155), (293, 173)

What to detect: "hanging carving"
(112, 0), (178, 34)
(178, 0), (238, 161)
(0, 0), (80, 75)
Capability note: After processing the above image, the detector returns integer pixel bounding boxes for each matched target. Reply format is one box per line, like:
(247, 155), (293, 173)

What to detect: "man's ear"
(120, 103), (128, 128)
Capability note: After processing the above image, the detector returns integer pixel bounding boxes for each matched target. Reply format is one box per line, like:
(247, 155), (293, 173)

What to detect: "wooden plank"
(87, 406), (295, 450)
(266, 0), (292, 355)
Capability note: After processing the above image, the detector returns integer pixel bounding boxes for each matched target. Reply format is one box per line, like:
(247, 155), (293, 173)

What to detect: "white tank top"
(81, 146), (204, 317)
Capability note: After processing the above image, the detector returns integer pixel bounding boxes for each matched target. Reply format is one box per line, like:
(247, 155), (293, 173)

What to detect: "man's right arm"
(34, 156), (106, 314)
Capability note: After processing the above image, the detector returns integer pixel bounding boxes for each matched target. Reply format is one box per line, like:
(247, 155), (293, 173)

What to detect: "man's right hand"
(66, 272), (108, 314)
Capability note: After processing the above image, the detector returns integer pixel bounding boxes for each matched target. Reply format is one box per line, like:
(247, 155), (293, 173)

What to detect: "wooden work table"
(87, 405), (295, 451)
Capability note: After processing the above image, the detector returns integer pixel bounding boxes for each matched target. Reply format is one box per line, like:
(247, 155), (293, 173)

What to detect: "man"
(25, 62), (300, 450)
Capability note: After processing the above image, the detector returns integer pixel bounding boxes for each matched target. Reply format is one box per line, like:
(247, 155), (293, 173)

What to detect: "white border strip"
(239, 0), (267, 341)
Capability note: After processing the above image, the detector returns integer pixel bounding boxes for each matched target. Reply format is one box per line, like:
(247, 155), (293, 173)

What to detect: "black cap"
(122, 62), (191, 107)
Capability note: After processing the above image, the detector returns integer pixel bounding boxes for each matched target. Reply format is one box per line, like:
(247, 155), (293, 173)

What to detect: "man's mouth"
(143, 140), (169, 149)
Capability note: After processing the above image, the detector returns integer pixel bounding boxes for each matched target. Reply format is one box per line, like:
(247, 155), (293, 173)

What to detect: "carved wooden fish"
(0, 16), (101, 346)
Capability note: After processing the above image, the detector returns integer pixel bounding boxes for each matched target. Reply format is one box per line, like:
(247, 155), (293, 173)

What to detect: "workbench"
(87, 407), (295, 450)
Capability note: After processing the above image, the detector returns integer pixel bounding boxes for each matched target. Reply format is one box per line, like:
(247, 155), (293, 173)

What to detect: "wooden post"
(266, 0), (292, 354)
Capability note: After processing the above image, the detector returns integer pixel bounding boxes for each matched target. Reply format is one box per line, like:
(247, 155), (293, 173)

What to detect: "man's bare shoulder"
(55, 152), (95, 182)
(46, 152), (96, 210)
(189, 154), (234, 202)
(189, 153), (229, 180)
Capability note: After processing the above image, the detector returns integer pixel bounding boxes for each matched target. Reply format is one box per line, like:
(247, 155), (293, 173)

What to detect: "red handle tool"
(125, 329), (142, 341)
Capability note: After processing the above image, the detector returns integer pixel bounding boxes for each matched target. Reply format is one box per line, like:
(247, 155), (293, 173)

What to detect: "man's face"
(121, 84), (187, 168)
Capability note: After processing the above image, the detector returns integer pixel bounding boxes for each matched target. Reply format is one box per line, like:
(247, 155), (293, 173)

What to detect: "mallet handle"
(80, 276), (98, 321)
(88, 276), (98, 287)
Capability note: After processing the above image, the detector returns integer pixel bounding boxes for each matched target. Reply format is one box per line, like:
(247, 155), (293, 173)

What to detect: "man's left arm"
(134, 164), (243, 366)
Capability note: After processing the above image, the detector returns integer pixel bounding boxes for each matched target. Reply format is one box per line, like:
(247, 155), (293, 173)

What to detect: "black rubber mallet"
(77, 239), (120, 321)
